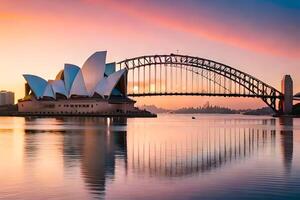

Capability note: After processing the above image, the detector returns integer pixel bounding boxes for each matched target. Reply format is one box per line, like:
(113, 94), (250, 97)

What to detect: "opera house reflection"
(23, 117), (127, 198)
(19, 116), (294, 198)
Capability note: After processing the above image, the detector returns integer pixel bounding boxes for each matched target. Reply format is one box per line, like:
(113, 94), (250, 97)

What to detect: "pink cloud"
(87, 0), (299, 59)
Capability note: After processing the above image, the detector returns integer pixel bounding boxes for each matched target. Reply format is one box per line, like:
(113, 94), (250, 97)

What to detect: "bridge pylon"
(280, 75), (293, 114)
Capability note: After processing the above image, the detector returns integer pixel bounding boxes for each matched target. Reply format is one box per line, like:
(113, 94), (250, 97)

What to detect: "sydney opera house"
(18, 51), (138, 115)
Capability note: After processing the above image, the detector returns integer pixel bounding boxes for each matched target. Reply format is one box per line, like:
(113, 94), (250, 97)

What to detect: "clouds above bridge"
(1, 0), (299, 58)
(88, 0), (300, 59)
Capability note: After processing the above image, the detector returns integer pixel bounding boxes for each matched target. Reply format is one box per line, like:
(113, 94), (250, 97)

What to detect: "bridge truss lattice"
(118, 54), (283, 112)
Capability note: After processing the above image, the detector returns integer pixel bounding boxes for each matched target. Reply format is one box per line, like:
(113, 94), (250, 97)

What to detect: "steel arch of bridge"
(117, 54), (283, 113)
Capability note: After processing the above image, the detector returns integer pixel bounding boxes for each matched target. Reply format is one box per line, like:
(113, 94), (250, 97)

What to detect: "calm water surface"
(0, 114), (299, 200)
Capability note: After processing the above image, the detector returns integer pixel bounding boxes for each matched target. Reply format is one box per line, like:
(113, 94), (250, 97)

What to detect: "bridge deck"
(128, 92), (282, 99)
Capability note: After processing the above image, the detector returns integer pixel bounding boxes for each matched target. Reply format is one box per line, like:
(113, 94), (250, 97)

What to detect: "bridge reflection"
(127, 119), (278, 177)
(20, 116), (294, 196)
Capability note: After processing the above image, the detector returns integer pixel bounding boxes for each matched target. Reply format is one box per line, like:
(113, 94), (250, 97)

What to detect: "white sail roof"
(94, 78), (106, 97)
(22, 51), (128, 100)
(51, 80), (67, 97)
(81, 51), (107, 96)
(94, 68), (127, 98)
(69, 70), (89, 97)
(64, 64), (80, 96)
(43, 83), (55, 98)
(23, 74), (48, 99)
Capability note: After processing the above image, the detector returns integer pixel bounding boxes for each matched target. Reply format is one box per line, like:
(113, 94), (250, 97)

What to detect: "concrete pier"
(281, 75), (293, 114)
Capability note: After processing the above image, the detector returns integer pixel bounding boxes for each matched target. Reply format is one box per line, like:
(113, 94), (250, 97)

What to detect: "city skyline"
(1, 0), (299, 109)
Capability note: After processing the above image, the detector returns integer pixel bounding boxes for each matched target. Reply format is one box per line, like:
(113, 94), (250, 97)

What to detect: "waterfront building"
(0, 90), (15, 106)
(18, 51), (137, 115)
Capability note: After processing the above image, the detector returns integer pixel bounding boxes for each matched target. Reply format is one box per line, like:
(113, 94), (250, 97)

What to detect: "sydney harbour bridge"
(117, 54), (294, 114)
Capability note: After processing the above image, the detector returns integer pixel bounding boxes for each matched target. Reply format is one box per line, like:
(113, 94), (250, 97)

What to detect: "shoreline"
(0, 111), (157, 118)
(2, 110), (300, 118)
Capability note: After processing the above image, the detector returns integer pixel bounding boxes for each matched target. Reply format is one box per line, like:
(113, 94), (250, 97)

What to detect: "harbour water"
(0, 114), (299, 200)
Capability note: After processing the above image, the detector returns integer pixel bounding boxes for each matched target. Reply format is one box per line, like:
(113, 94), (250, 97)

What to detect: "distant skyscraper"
(0, 91), (15, 105)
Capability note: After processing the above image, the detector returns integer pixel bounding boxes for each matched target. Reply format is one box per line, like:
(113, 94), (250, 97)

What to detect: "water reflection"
(280, 117), (294, 174)
(22, 117), (128, 198)
(77, 118), (127, 196)
(127, 119), (278, 177)
(22, 117), (295, 196)
(0, 115), (297, 199)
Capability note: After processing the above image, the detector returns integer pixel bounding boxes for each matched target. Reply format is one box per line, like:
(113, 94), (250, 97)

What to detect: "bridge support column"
(281, 75), (293, 114)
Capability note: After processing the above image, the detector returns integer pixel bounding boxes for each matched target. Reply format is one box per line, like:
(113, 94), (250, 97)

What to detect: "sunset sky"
(0, 0), (299, 109)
